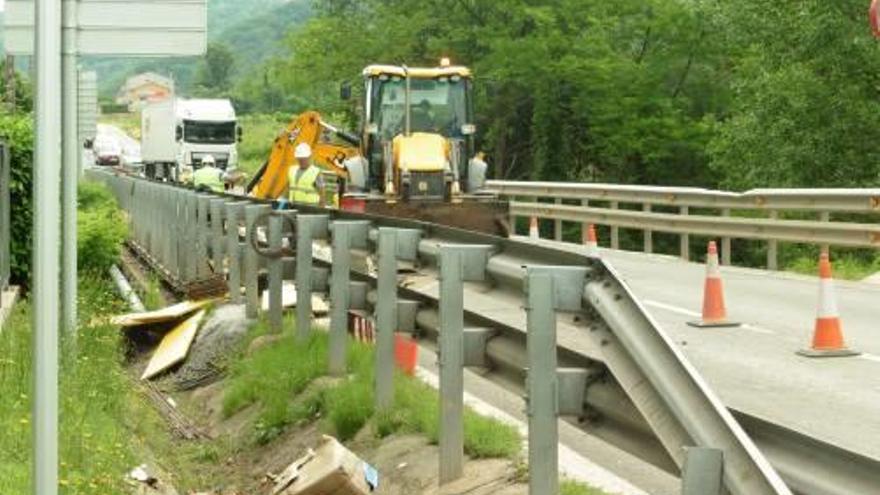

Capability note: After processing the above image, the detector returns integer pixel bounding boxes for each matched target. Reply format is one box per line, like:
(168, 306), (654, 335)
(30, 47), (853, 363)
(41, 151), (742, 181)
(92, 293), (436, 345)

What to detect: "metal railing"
(487, 181), (880, 268)
(83, 169), (880, 495)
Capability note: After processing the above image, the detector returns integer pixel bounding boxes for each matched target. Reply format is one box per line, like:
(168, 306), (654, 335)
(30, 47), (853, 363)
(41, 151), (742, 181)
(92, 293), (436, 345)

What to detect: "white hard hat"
(294, 142), (312, 159)
(202, 154), (216, 166)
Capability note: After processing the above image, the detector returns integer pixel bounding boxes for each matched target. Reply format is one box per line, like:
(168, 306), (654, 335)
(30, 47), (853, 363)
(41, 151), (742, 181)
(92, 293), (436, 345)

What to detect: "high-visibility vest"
(193, 166), (225, 192)
(289, 165), (321, 204)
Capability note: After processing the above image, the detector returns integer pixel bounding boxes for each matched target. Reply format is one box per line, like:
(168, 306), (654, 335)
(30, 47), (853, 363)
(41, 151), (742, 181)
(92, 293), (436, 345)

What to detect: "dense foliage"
(231, 0), (880, 190)
(0, 112), (34, 286)
(77, 182), (128, 273)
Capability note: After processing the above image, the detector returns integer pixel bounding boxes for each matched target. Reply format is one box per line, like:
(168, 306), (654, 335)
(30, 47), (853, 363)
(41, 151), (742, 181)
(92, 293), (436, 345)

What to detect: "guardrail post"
(375, 227), (422, 410)
(681, 447), (723, 495)
(268, 214), (284, 333)
(295, 214), (329, 341)
(767, 210), (778, 270)
(196, 195), (213, 277)
(225, 202), (245, 303)
(524, 265), (588, 495)
(328, 220), (370, 376)
(244, 204), (270, 319)
(580, 199), (589, 244)
(819, 211), (830, 254)
(610, 201), (620, 249)
(643, 203), (653, 254)
(721, 209), (732, 266)
(679, 206), (690, 261)
(182, 191), (199, 283)
(438, 244), (491, 484)
(210, 198), (226, 273)
(554, 198), (563, 241)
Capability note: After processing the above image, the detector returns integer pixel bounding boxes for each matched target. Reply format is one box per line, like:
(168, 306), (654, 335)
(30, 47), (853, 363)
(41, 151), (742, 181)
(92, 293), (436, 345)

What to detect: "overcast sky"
(0, 1), (5, 12)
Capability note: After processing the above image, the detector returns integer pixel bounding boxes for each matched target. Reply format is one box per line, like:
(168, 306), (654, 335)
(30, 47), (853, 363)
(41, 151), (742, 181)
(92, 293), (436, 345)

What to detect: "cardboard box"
(275, 435), (377, 495)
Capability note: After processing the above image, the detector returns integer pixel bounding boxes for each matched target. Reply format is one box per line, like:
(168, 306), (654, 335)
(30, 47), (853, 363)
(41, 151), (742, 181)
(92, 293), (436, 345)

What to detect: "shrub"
(77, 182), (128, 273)
(0, 112), (34, 286)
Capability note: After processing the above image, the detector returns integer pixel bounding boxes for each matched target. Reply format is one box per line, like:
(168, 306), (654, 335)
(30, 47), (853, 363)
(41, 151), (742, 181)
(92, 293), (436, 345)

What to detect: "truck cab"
(142, 98), (241, 181)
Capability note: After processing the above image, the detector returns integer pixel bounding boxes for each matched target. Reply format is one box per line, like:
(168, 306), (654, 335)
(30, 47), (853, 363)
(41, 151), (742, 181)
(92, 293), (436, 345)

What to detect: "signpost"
(3, 1), (207, 492)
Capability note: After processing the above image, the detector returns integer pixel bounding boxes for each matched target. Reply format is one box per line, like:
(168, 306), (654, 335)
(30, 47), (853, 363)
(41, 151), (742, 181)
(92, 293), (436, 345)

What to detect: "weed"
(561, 479), (610, 495)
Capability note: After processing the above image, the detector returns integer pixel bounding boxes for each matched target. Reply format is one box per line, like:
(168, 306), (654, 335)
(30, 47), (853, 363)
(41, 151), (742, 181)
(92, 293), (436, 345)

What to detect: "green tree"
(194, 42), (237, 94)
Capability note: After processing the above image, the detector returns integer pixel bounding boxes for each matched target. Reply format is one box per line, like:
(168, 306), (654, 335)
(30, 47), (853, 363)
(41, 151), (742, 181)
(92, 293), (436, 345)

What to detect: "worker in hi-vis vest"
(192, 155), (228, 193)
(287, 142), (325, 207)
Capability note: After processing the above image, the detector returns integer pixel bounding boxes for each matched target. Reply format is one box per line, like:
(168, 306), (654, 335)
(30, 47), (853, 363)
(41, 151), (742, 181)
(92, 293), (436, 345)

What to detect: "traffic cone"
(529, 216), (539, 239)
(797, 252), (859, 358)
(688, 241), (740, 328)
(583, 223), (599, 257)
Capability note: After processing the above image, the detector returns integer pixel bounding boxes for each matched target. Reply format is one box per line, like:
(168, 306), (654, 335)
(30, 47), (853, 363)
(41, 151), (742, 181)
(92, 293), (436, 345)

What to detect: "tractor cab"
(358, 60), (481, 200)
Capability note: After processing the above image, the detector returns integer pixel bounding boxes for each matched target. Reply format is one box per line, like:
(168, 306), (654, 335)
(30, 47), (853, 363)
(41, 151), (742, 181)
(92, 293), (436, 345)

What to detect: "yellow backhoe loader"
(246, 60), (507, 234)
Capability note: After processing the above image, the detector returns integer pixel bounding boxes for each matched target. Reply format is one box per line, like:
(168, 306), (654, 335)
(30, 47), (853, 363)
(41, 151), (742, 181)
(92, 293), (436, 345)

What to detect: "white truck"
(141, 98), (241, 180)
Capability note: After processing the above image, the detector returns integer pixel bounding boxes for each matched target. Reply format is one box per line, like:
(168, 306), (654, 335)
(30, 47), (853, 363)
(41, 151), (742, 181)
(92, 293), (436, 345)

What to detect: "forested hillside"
(234, 0), (880, 191)
(82, 0), (311, 97)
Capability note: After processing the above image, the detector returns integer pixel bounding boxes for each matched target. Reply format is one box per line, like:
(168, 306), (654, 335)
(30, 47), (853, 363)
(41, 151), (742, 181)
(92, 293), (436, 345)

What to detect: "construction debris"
(141, 309), (207, 380)
(260, 282), (329, 315)
(273, 435), (378, 495)
(173, 304), (249, 390)
(140, 381), (209, 440)
(113, 300), (213, 328)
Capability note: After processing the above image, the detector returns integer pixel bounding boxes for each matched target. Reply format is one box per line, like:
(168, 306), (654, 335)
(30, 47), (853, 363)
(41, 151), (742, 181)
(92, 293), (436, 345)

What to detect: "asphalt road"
(518, 236), (880, 462)
(96, 123), (142, 167)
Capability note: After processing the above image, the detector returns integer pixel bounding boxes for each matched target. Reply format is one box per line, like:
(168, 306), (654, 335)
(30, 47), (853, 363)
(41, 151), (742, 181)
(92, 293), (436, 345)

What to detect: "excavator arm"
(247, 111), (360, 200)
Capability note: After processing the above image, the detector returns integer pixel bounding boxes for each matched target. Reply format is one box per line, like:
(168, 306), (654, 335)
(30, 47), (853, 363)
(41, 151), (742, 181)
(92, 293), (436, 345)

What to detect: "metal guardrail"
(487, 181), (880, 268)
(87, 169), (880, 495)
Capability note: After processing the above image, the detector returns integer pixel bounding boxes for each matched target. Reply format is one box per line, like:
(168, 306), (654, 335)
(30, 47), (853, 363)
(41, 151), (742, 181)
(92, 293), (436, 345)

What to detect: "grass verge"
(222, 323), (522, 459)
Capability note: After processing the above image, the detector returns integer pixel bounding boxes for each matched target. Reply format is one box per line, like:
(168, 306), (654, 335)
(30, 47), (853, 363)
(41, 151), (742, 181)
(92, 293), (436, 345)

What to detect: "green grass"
(0, 276), (136, 494)
(222, 325), (522, 458)
(561, 479), (610, 495)
(237, 113), (290, 176)
(785, 251), (880, 281)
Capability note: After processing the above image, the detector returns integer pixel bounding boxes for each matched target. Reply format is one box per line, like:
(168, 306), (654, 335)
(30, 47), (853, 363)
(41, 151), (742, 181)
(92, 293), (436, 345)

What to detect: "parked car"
(94, 137), (123, 166)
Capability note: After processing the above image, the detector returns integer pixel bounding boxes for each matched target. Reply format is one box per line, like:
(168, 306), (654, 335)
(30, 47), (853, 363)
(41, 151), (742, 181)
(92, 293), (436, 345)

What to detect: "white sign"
(3, 0), (207, 56)
(78, 71), (97, 140)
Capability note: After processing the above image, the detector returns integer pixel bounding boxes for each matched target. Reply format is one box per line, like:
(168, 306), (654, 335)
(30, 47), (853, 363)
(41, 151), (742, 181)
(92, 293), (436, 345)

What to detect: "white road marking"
(414, 367), (649, 495)
(643, 299), (700, 318)
(643, 300), (774, 334)
(859, 353), (880, 363)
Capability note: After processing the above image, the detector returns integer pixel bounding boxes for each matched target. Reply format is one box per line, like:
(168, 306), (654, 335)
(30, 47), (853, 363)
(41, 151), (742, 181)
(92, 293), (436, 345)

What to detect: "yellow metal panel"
(141, 309), (207, 380)
(112, 299), (213, 327)
(393, 133), (448, 172)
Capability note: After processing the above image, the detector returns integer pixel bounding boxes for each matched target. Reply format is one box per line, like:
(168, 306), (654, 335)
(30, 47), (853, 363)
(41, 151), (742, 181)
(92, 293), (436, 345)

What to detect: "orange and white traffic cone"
(529, 216), (539, 239)
(688, 241), (740, 328)
(797, 252), (859, 357)
(582, 223), (599, 257)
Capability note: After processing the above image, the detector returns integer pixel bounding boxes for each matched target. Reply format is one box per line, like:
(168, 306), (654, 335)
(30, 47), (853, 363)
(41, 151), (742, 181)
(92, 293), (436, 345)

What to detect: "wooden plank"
(141, 309), (206, 380)
(112, 300), (211, 327)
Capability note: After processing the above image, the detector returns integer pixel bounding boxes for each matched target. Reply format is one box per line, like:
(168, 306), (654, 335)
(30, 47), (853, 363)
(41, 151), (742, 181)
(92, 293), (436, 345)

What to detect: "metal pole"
(33, 0), (63, 491)
(610, 201), (620, 249)
(554, 197), (563, 242)
(268, 214), (283, 332)
(61, 0), (78, 335)
(643, 203), (653, 254)
(439, 247), (464, 484)
(244, 204), (263, 319)
(682, 447), (724, 495)
(680, 205), (690, 261)
(375, 228), (397, 410)
(4, 55), (15, 111)
(526, 271), (559, 495)
(226, 202), (244, 303)
(210, 198), (225, 272)
(721, 208), (732, 266)
(329, 223), (351, 375)
(295, 216), (314, 341)
(767, 210), (778, 270)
